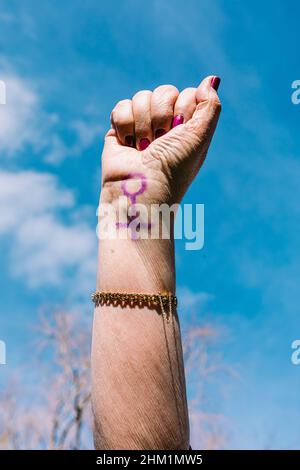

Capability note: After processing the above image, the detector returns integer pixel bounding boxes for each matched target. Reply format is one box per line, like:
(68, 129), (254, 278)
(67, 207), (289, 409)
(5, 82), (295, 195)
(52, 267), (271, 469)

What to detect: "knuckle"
(115, 98), (131, 109)
(153, 84), (179, 98)
(176, 88), (197, 112)
(181, 87), (197, 96)
(111, 111), (132, 127)
(133, 89), (152, 101)
(111, 100), (133, 127)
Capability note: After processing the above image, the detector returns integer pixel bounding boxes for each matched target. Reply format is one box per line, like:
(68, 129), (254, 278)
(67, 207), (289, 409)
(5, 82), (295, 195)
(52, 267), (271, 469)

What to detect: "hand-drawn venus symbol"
(117, 172), (151, 240)
(121, 172), (147, 204)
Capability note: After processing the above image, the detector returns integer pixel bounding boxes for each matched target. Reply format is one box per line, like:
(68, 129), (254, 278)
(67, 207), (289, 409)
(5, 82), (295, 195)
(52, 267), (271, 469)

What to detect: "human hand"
(101, 76), (221, 207)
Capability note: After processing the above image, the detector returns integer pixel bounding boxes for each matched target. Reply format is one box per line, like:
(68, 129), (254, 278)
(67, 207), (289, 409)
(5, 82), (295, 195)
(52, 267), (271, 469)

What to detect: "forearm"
(91, 224), (190, 449)
(91, 74), (221, 450)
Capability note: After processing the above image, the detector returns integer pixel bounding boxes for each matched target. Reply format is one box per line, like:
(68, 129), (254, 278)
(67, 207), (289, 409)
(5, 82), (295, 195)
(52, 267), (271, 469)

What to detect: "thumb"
(185, 75), (222, 145)
(179, 75), (221, 175)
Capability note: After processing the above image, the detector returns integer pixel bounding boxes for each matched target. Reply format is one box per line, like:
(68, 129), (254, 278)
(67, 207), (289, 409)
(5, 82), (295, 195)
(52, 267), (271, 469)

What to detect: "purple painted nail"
(172, 114), (184, 128)
(211, 76), (221, 91)
(125, 135), (134, 147)
(155, 128), (166, 138)
(139, 138), (150, 151)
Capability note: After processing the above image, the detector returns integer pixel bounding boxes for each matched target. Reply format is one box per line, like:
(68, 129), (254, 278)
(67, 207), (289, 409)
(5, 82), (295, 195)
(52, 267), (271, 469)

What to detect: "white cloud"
(0, 75), (43, 156)
(0, 171), (73, 233)
(44, 119), (101, 164)
(0, 12), (15, 24)
(71, 120), (100, 149)
(0, 67), (100, 293)
(177, 286), (213, 312)
(0, 170), (96, 293)
(0, 71), (100, 163)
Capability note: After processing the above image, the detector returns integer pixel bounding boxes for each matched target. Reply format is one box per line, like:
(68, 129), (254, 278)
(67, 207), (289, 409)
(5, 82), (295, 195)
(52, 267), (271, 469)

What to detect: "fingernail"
(139, 138), (150, 150)
(125, 135), (134, 147)
(172, 114), (184, 128)
(211, 76), (221, 91)
(155, 128), (166, 139)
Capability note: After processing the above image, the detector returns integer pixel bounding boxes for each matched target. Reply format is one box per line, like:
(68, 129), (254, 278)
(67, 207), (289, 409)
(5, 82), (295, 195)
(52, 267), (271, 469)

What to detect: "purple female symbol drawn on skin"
(117, 172), (151, 240)
(121, 172), (147, 204)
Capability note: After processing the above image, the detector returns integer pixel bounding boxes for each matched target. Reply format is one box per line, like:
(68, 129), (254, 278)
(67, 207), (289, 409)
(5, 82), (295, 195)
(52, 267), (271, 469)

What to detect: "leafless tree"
(0, 309), (92, 449)
(0, 309), (231, 449)
(35, 310), (92, 449)
(182, 322), (234, 449)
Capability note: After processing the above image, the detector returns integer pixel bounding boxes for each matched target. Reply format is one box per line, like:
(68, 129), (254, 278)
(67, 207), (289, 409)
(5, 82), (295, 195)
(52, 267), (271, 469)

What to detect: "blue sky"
(0, 0), (299, 449)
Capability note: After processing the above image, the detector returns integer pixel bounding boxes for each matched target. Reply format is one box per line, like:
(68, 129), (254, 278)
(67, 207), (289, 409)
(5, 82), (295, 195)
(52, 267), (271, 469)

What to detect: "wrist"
(98, 185), (177, 244)
(100, 168), (176, 206)
(97, 178), (177, 294)
(97, 237), (175, 293)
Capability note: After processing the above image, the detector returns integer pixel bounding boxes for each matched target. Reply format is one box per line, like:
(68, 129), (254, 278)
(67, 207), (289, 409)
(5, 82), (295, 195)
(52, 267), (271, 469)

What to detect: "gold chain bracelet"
(91, 291), (177, 322)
